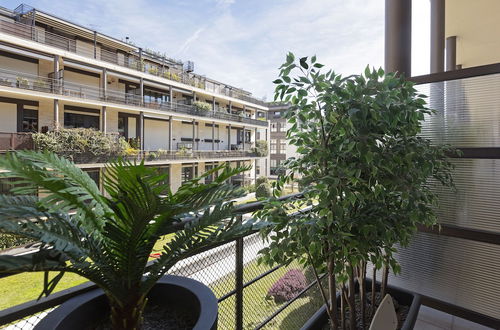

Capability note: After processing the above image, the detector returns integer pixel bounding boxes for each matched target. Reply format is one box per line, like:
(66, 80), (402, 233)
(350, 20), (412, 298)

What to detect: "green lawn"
(211, 259), (323, 330)
(0, 234), (174, 310)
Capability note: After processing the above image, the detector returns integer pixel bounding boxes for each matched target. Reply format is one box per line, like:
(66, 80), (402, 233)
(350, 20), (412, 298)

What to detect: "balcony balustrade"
(0, 68), (268, 126)
(0, 19), (268, 107)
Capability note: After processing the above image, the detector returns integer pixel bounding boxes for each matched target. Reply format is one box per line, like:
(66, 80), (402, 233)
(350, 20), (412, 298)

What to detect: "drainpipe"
(430, 0), (445, 73)
(446, 36), (457, 71)
(385, 0), (412, 76)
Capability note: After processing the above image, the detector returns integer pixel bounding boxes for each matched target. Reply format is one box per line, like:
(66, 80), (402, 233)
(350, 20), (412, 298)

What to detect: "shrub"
(193, 101), (212, 112)
(0, 233), (34, 250)
(255, 182), (271, 198)
(244, 184), (256, 193)
(256, 176), (269, 186)
(253, 140), (268, 157)
(267, 269), (307, 303)
(32, 128), (128, 157)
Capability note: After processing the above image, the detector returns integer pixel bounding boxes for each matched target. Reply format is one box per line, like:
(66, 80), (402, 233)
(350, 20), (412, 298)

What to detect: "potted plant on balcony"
(16, 76), (29, 89)
(256, 54), (455, 330)
(193, 100), (212, 113)
(33, 78), (49, 92)
(0, 151), (253, 330)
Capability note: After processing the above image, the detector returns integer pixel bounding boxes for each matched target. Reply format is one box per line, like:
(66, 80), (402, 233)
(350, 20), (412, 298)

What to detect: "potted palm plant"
(0, 151), (253, 330)
(257, 54), (455, 330)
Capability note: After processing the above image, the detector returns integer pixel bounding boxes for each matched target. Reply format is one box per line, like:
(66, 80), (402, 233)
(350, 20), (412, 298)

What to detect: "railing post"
(235, 220), (244, 330)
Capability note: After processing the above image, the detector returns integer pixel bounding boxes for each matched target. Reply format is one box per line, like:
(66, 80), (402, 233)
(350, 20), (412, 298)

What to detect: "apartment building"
(0, 4), (270, 192)
(268, 103), (297, 178)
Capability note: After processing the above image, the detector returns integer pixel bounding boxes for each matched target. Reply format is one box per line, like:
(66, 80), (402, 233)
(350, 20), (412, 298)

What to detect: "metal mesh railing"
(0, 194), (324, 330)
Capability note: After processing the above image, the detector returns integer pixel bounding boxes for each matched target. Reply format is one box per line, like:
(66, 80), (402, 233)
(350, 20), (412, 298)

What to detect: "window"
(271, 123), (277, 132)
(155, 166), (170, 188)
(21, 109), (38, 132)
(182, 165), (198, 183)
(64, 112), (100, 129)
(84, 169), (100, 190)
(204, 162), (219, 184)
(278, 123), (286, 132)
(270, 159), (277, 167)
(270, 139), (277, 153)
(280, 141), (287, 154)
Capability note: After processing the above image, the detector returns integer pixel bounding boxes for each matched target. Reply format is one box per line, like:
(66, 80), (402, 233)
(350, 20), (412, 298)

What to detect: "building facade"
(0, 4), (269, 192)
(268, 103), (297, 178)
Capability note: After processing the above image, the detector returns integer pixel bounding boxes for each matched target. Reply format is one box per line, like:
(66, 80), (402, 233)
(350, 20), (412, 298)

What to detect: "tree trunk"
(348, 265), (356, 330)
(109, 295), (147, 330)
(371, 266), (376, 317)
(380, 264), (389, 303)
(359, 263), (366, 329)
(327, 257), (339, 329)
(341, 285), (347, 330)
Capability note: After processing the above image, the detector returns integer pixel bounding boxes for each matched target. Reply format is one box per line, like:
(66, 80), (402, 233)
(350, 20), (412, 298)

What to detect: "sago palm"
(0, 151), (252, 329)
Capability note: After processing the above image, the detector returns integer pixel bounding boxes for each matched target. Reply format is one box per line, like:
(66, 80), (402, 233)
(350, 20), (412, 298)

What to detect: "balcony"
(0, 68), (268, 127)
(0, 19), (268, 107)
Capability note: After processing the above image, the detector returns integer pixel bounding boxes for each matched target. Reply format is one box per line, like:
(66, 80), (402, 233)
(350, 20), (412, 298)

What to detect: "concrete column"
(101, 106), (107, 133)
(228, 124), (231, 150)
(192, 120), (196, 150)
(430, 0), (445, 73)
(101, 68), (107, 100)
(446, 36), (457, 71)
(140, 78), (144, 106)
(212, 97), (216, 113)
(168, 116), (173, 151)
(53, 99), (59, 129)
(229, 101), (232, 114)
(53, 55), (60, 94)
(385, 0), (412, 76)
(139, 111), (144, 150)
(193, 92), (197, 102)
(212, 122), (215, 151)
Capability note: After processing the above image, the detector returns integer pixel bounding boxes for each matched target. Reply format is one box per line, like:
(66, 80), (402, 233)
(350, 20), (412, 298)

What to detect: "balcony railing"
(0, 19), (268, 107)
(59, 150), (262, 164)
(0, 68), (268, 126)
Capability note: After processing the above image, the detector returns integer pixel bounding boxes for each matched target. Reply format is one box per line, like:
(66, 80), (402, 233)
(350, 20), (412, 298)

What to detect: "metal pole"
(430, 0), (445, 73)
(93, 31), (97, 59)
(446, 36), (457, 71)
(385, 0), (412, 76)
(235, 222), (244, 330)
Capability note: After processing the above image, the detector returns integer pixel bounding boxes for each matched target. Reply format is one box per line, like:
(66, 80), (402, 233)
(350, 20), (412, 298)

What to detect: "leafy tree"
(256, 176), (269, 186)
(255, 182), (272, 199)
(257, 53), (455, 329)
(0, 151), (253, 330)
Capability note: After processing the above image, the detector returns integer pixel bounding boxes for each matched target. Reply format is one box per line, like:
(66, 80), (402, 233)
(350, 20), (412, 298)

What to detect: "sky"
(1, 0), (430, 100)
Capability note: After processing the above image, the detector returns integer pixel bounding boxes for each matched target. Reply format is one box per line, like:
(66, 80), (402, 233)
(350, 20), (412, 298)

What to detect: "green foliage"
(0, 233), (33, 250)
(244, 184), (256, 194)
(258, 53), (456, 326)
(32, 128), (129, 157)
(256, 176), (269, 186)
(0, 151), (254, 329)
(253, 140), (268, 157)
(255, 182), (272, 199)
(193, 101), (212, 112)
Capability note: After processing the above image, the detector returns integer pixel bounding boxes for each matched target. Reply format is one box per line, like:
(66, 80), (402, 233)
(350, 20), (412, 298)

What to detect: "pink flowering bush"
(267, 269), (307, 303)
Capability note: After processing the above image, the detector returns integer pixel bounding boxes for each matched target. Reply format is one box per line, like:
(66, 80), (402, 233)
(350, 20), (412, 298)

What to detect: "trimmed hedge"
(267, 269), (307, 303)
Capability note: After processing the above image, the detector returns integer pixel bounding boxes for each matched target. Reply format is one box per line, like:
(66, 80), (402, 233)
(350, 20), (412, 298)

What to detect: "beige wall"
(446, 0), (500, 68)
(0, 102), (17, 133)
(170, 163), (182, 192)
(0, 55), (38, 75)
(144, 119), (169, 151)
(64, 70), (100, 87)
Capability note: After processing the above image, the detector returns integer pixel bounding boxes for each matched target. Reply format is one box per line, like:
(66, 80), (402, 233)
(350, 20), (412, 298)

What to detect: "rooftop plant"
(0, 151), (252, 329)
(257, 53), (456, 329)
